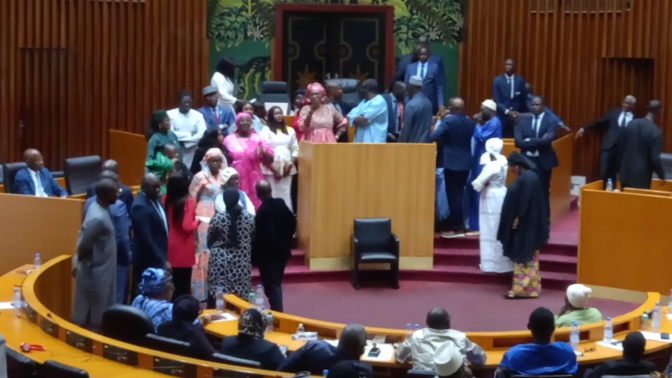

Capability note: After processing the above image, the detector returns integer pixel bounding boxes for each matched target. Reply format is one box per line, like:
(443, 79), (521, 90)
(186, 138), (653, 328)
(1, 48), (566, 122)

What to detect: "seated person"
(13, 148), (67, 197)
(556, 284), (603, 327)
(498, 307), (577, 376)
(85, 159), (134, 212)
(396, 307), (486, 370)
(434, 341), (472, 378)
(586, 332), (655, 378)
(280, 324), (372, 377)
(157, 295), (217, 359)
(219, 309), (285, 370)
(132, 268), (175, 331)
(145, 144), (179, 196)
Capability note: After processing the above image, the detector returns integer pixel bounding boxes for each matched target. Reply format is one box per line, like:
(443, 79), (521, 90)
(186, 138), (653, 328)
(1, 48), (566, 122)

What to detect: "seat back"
(2, 162), (27, 193)
(144, 334), (192, 356)
(260, 81), (290, 110)
(354, 218), (392, 252)
(336, 78), (360, 105)
(602, 376), (652, 378)
(0, 334), (6, 378)
(102, 305), (155, 345)
(42, 360), (89, 378)
(64, 155), (102, 195)
(6, 348), (36, 378)
(210, 353), (262, 368)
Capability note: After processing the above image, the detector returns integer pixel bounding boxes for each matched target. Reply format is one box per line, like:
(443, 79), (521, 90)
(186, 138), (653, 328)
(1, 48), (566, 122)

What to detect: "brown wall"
(0, 0), (209, 170)
(458, 0), (670, 180)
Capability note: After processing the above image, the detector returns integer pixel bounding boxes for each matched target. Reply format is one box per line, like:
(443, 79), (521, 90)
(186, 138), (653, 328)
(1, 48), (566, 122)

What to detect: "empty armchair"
(144, 334), (192, 356)
(260, 81), (290, 111)
(350, 218), (400, 290)
(64, 155), (102, 195)
(6, 348), (37, 378)
(102, 305), (155, 345)
(42, 360), (89, 378)
(2, 162), (27, 193)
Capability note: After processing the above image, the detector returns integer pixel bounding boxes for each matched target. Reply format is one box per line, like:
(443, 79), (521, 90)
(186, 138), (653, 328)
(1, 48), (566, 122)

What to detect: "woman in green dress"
(146, 110), (183, 163)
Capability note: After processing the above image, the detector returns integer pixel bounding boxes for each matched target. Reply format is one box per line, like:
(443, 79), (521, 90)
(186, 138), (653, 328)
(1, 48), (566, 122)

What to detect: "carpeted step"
(434, 236), (577, 257)
(433, 248), (577, 274)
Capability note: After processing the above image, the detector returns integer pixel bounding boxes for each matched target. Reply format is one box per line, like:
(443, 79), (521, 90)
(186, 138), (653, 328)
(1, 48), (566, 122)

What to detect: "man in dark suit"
(252, 180), (296, 312)
(619, 100), (665, 189)
(576, 95), (636, 188)
(514, 96), (559, 217)
(382, 82), (406, 142)
(492, 58), (529, 138)
(13, 148), (68, 197)
(198, 85), (236, 136)
(130, 173), (169, 297)
(325, 80), (355, 142)
(430, 98), (475, 237)
(391, 35), (445, 91)
(85, 159), (134, 212)
(405, 46), (445, 115)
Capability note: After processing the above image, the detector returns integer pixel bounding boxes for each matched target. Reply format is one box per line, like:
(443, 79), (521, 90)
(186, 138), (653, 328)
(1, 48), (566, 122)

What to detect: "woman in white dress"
(471, 138), (513, 273)
(211, 58), (238, 111)
(259, 106), (299, 211)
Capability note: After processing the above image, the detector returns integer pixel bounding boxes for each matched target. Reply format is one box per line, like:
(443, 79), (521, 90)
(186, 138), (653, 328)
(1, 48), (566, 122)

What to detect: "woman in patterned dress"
(298, 82), (348, 143)
(207, 188), (255, 306)
(188, 148), (227, 301)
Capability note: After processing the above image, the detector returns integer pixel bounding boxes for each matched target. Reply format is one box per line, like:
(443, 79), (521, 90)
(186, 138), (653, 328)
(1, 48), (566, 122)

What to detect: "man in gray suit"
(72, 178), (119, 331)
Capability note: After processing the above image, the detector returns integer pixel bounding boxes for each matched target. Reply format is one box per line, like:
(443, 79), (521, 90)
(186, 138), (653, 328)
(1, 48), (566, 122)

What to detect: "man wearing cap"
(434, 341), (469, 378)
(555, 284), (603, 327)
(347, 79), (388, 143)
(131, 267), (176, 331)
(398, 76), (433, 143)
(198, 85), (236, 135)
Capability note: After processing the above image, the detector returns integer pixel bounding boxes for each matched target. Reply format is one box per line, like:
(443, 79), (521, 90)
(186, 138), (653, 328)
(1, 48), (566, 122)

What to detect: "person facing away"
(211, 58), (238, 110)
(347, 79), (388, 143)
(85, 159), (134, 212)
(220, 309), (286, 370)
(157, 295), (216, 359)
(396, 307), (486, 370)
(405, 46), (445, 115)
(586, 331), (655, 378)
(252, 180), (296, 312)
(619, 99), (666, 189)
(72, 178), (119, 331)
(492, 58), (529, 138)
(12, 148), (67, 197)
(434, 340), (472, 378)
(555, 284), (603, 327)
(431, 98), (475, 238)
(198, 85), (236, 135)
(381, 81), (406, 142)
(82, 171), (131, 305)
(576, 95), (637, 188)
(280, 323), (372, 377)
(498, 307), (577, 376)
(131, 267), (176, 331)
(391, 35), (445, 90)
(398, 76), (433, 143)
(168, 90), (207, 168)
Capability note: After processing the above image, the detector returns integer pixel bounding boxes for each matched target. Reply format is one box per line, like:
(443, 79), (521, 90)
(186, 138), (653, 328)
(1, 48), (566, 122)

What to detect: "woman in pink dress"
(223, 112), (274, 209)
(298, 82), (348, 143)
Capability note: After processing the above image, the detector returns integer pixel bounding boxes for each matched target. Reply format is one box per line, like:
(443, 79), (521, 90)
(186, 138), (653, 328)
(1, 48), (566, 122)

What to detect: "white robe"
(211, 72), (237, 111)
(472, 153), (513, 273)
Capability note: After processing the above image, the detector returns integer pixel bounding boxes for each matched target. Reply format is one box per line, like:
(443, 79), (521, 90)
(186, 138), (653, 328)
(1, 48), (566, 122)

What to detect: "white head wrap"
(434, 341), (463, 377)
(566, 284), (592, 308)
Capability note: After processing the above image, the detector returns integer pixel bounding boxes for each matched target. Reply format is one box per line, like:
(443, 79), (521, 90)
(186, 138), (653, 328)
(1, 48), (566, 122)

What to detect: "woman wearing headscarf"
(555, 284), (603, 327)
(214, 167), (256, 215)
(259, 106), (299, 211)
(223, 113), (274, 209)
(188, 148), (227, 301)
(233, 101), (265, 134)
(497, 151), (549, 299)
(471, 138), (512, 273)
(298, 82), (348, 143)
(190, 129), (226, 175)
(146, 110), (182, 162)
(220, 309), (286, 369)
(157, 295), (217, 359)
(211, 58), (238, 111)
(207, 188), (255, 305)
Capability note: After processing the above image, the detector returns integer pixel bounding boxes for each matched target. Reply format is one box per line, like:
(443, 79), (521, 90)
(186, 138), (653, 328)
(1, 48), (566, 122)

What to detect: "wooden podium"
(297, 142), (436, 270)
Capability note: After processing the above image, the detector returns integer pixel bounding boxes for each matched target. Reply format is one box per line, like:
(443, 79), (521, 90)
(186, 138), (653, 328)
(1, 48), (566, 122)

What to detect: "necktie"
(509, 77), (514, 99)
(620, 113), (627, 128)
(152, 200), (168, 231)
(421, 63), (426, 79)
(534, 116), (540, 137)
(213, 108), (220, 124)
(35, 172), (46, 197)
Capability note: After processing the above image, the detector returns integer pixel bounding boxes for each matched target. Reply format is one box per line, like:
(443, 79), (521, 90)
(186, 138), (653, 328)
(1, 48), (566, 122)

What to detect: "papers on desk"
(597, 340), (624, 351)
(0, 302), (15, 310)
(362, 344), (394, 363)
(210, 312), (238, 322)
(639, 331), (672, 343)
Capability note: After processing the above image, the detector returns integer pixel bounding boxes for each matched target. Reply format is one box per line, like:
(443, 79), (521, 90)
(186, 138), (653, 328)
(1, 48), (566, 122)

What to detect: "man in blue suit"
(514, 96), (559, 220)
(431, 98), (475, 237)
(85, 159), (134, 213)
(13, 149), (67, 197)
(198, 85), (235, 135)
(405, 46), (445, 115)
(493, 59), (529, 138)
(392, 35), (445, 91)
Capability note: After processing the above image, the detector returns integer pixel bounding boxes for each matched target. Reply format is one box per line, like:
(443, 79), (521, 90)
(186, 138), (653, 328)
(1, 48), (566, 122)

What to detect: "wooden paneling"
(108, 130), (146, 187)
(459, 0), (672, 180)
(0, 0), (209, 170)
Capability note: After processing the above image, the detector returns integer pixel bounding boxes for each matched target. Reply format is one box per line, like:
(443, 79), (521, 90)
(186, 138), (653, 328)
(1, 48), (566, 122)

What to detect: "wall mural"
(206, 0), (464, 100)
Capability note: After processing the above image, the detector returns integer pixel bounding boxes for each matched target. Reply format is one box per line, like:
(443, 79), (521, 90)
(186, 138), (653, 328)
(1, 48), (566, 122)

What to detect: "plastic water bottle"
(12, 288), (22, 316)
(405, 323), (413, 341)
(33, 253), (41, 269)
(323, 369), (329, 378)
(641, 311), (649, 330)
(266, 310), (274, 332)
(603, 317), (613, 343)
(255, 284), (265, 308)
(296, 323), (305, 337)
(414, 323), (421, 332)
(570, 321), (580, 350)
(248, 290), (256, 308)
(652, 306), (661, 333)
(215, 286), (224, 313)
(606, 179), (613, 191)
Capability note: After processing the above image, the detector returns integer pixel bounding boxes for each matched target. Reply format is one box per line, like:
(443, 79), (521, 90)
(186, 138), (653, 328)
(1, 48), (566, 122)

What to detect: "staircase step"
(433, 248), (576, 274)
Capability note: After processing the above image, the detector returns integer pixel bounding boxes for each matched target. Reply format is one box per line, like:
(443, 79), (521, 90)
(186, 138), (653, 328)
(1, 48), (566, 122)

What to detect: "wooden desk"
(0, 177), (66, 194)
(109, 130), (146, 187)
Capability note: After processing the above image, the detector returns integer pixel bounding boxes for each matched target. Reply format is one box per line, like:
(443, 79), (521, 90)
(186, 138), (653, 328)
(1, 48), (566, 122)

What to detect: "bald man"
(619, 100), (665, 189)
(12, 148), (67, 197)
(86, 159), (134, 212)
(347, 79), (388, 143)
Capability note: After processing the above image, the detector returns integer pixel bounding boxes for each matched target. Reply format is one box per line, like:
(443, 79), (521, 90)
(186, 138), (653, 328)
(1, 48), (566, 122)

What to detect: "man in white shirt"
(396, 307), (487, 371)
(167, 90), (207, 168)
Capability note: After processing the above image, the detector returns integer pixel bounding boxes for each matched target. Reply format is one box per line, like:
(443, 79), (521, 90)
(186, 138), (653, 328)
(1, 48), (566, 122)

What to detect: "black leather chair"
(336, 78), (360, 105)
(6, 347), (38, 377)
(143, 334), (192, 356)
(210, 353), (262, 368)
(2, 162), (27, 193)
(102, 305), (155, 345)
(260, 81), (290, 110)
(42, 360), (89, 378)
(63, 155), (102, 195)
(350, 218), (400, 290)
